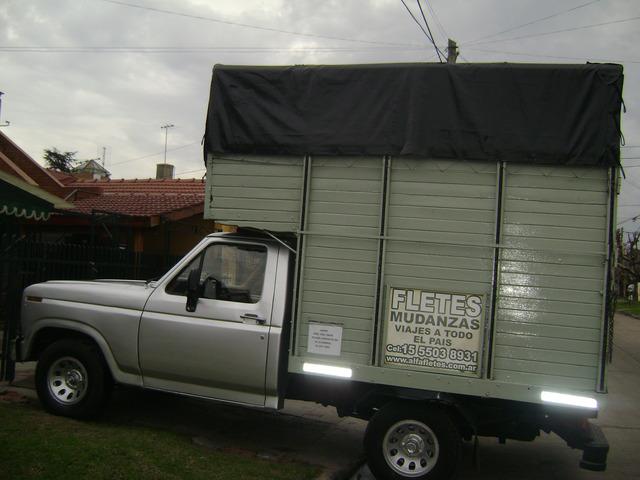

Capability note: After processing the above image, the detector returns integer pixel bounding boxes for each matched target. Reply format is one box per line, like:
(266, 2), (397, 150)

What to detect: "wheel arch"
(25, 320), (141, 386)
(355, 387), (477, 439)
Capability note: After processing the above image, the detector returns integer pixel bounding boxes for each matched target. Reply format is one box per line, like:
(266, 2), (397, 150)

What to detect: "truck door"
(139, 239), (275, 406)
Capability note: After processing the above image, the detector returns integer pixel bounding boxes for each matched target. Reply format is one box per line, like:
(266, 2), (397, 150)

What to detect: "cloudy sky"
(1, 0), (639, 227)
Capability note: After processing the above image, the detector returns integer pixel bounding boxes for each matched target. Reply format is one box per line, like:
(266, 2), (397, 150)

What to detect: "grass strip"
(616, 299), (640, 316)
(0, 400), (320, 480)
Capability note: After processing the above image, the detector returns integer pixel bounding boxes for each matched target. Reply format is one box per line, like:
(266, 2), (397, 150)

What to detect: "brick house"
(0, 130), (215, 262)
(48, 176), (215, 258)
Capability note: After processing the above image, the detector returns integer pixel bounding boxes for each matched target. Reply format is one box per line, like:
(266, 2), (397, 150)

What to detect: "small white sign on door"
(307, 324), (343, 356)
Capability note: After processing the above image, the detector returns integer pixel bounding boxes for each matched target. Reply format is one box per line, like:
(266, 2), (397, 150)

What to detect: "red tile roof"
(68, 178), (205, 217)
(47, 169), (78, 185)
(68, 177), (205, 194)
(0, 131), (206, 222)
(0, 131), (67, 197)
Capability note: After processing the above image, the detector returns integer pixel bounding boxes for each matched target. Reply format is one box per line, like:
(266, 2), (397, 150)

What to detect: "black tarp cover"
(205, 63), (624, 166)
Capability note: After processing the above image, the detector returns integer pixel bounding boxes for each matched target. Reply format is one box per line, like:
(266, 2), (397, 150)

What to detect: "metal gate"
(0, 234), (176, 381)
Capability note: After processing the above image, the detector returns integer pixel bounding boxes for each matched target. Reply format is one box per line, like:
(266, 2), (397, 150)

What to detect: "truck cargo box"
(203, 63), (623, 406)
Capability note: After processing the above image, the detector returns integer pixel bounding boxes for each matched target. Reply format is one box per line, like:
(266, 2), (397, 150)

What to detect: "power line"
(0, 45), (426, 54)
(175, 168), (206, 177)
(416, 0), (444, 62)
(467, 0), (601, 44)
(110, 142), (199, 166)
(467, 16), (640, 46)
(98, 0), (421, 49)
(617, 214), (640, 226)
(399, 0), (435, 43)
(458, 54), (471, 63)
(465, 46), (640, 64)
(424, 0), (448, 40)
(622, 179), (640, 192)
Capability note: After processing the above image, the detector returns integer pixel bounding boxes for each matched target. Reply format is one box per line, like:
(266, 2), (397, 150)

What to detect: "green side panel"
(297, 157), (382, 365)
(494, 164), (608, 389)
(204, 153), (611, 399)
(384, 159), (496, 297)
(205, 155), (303, 231)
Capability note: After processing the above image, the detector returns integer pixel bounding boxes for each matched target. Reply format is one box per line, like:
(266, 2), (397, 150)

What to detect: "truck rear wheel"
(35, 339), (112, 419)
(364, 402), (461, 480)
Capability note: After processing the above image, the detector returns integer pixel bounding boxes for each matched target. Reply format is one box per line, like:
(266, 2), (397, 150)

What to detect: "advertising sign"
(383, 287), (485, 377)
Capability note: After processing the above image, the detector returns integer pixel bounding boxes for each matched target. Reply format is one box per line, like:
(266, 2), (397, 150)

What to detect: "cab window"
(166, 243), (267, 304)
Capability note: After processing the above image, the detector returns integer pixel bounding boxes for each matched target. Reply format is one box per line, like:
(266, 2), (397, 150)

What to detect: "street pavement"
(3, 313), (639, 479)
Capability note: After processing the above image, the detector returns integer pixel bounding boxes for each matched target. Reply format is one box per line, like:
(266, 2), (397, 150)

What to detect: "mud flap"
(579, 422), (609, 472)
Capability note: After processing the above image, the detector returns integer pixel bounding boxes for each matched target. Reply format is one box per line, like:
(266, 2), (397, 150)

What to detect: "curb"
(618, 311), (640, 320)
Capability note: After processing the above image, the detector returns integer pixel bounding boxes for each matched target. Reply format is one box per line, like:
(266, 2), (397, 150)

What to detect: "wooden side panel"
(493, 165), (608, 390)
(297, 157), (382, 365)
(384, 159), (496, 300)
(204, 155), (303, 231)
(204, 154), (610, 397)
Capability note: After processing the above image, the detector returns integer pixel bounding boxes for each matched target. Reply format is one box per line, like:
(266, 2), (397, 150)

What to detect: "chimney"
(156, 163), (174, 179)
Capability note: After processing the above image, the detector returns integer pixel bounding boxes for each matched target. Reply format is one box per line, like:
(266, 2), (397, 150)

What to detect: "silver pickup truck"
(18, 231), (608, 480)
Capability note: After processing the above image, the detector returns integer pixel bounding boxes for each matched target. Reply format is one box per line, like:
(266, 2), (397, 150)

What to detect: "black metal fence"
(0, 234), (179, 381)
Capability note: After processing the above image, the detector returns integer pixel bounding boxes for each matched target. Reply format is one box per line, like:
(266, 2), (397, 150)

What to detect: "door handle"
(241, 313), (267, 325)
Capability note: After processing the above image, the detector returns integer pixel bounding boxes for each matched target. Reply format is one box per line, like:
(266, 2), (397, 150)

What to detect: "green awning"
(0, 170), (73, 222)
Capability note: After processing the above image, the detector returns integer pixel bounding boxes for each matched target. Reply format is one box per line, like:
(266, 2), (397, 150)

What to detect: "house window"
(166, 243), (267, 304)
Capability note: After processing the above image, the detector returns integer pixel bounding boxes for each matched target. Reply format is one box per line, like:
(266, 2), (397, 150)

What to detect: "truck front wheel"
(35, 339), (112, 419)
(364, 402), (461, 480)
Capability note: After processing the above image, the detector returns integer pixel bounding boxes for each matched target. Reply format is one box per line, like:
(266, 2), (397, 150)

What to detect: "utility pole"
(0, 92), (10, 128)
(101, 146), (106, 167)
(447, 39), (459, 64)
(161, 123), (174, 164)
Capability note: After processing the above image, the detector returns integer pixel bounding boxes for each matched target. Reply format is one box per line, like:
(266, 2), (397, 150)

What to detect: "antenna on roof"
(158, 124), (175, 180)
(161, 123), (175, 164)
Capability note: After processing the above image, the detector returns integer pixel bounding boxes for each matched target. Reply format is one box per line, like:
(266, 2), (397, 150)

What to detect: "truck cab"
(138, 234), (291, 408)
(18, 233), (292, 411)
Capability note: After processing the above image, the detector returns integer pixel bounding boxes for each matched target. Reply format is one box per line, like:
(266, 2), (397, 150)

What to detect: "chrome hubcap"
(383, 420), (439, 477)
(47, 356), (88, 405)
(402, 434), (425, 455)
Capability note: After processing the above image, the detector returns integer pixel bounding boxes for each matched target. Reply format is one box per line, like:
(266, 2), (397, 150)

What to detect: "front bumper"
(9, 336), (22, 362)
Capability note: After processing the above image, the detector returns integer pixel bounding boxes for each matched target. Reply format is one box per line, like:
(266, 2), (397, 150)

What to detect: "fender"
(24, 319), (143, 387)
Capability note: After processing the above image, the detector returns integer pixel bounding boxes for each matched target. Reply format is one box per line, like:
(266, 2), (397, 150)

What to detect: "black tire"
(35, 339), (112, 419)
(364, 402), (461, 480)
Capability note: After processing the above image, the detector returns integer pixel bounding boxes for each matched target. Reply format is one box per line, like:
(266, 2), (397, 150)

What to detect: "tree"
(44, 148), (77, 173)
(616, 229), (640, 302)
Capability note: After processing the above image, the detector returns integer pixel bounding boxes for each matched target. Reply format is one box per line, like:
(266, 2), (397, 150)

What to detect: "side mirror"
(186, 269), (200, 312)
